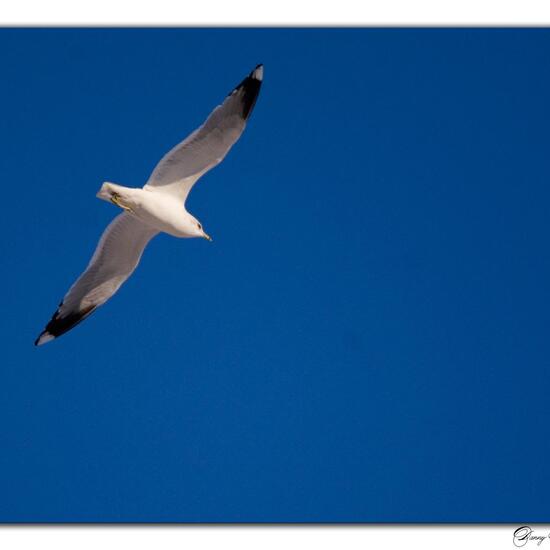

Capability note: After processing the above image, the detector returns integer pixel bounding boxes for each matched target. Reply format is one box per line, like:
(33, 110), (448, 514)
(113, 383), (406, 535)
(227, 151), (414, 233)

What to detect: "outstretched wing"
(144, 64), (263, 202)
(35, 213), (158, 346)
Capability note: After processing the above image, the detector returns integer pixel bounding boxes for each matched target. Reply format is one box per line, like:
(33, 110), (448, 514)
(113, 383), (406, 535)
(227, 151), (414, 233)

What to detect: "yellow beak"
(203, 232), (213, 242)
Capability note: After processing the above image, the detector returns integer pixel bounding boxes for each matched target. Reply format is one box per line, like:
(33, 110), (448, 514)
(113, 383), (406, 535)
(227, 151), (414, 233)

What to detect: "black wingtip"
(229, 64), (264, 120)
(35, 304), (97, 347)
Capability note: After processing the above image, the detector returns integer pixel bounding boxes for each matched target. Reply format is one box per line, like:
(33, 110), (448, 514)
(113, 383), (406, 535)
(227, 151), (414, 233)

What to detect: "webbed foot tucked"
(110, 192), (134, 214)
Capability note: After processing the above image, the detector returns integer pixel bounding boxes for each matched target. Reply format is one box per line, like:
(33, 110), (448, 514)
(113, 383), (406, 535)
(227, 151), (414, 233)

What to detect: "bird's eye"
(197, 223), (202, 230)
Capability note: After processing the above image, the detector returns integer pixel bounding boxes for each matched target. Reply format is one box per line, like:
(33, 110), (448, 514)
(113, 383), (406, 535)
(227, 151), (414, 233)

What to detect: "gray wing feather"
(35, 213), (158, 345)
(144, 64), (263, 201)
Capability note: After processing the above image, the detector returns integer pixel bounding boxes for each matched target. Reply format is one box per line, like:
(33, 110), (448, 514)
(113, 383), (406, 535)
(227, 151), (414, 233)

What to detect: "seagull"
(35, 64), (264, 346)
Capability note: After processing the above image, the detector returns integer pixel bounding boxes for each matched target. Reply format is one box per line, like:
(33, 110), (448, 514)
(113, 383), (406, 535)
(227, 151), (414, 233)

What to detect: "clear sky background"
(0, 28), (549, 522)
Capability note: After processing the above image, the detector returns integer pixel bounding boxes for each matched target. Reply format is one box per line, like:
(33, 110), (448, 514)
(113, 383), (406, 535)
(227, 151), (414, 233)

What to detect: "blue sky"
(1, 28), (549, 522)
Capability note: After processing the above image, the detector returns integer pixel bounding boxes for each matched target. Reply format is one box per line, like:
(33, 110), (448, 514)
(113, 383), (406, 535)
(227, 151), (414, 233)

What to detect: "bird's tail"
(97, 181), (125, 203)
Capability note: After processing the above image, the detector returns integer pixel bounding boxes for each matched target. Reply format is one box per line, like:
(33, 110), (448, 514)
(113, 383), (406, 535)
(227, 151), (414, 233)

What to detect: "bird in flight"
(35, 64), (264, 346)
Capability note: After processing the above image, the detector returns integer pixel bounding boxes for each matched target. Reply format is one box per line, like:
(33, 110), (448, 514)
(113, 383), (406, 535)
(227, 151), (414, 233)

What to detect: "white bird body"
(35, 64), (263, 346)
(97, 182), (203, 238)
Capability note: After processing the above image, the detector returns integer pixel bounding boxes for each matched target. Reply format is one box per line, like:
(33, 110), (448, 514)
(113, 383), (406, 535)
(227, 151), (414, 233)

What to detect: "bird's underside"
(35, 64), (263, 346)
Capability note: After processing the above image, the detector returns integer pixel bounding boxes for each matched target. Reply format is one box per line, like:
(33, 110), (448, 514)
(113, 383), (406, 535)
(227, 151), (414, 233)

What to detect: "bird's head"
(190, 216), (212, 242)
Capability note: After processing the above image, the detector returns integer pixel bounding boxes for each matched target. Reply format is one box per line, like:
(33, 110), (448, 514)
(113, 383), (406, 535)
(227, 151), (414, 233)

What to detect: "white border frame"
(0, 0), (550, 25)
(0, 525), (541, 549)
